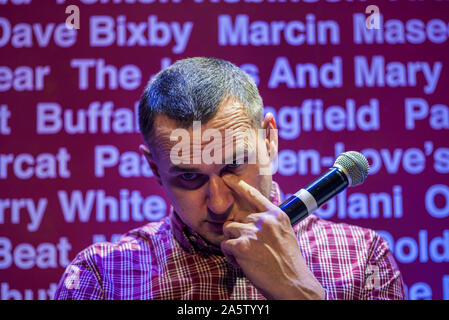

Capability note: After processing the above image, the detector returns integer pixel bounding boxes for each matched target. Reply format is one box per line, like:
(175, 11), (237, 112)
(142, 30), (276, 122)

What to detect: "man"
(54, 57), (405, 300)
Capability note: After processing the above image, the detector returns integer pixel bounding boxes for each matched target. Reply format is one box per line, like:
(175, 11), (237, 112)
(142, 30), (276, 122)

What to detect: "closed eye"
(225, 157), (248, 170)
(223, 161), (247, 174)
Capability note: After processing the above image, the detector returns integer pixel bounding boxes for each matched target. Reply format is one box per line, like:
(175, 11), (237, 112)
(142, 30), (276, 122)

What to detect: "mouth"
(206, 220), (226, 226)
(205, 220), (225, 233)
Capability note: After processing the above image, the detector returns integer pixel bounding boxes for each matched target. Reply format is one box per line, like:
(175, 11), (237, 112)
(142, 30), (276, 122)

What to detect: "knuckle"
(257, 214), (276, 231)
(256, 209), (288, 231)
(245, 213), (259, 224)
(233, 239), (249, 254)
(276, 209), (291, 224)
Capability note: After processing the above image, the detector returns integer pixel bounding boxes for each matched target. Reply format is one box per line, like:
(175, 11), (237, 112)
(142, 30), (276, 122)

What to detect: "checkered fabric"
(54, 181), (405, 300)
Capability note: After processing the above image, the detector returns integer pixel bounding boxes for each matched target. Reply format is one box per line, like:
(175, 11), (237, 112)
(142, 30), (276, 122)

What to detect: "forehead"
(150, 100), (257, 163)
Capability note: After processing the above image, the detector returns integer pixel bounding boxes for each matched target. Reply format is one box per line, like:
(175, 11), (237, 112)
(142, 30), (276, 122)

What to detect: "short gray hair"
(138, 57), (263, 146)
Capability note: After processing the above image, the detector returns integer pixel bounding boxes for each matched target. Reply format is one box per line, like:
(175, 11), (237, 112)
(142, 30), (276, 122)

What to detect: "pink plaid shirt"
(54, 181), (405, 300)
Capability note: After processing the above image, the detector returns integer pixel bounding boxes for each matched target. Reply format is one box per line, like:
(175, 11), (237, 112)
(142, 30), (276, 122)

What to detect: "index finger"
(222, 174), (277, 212)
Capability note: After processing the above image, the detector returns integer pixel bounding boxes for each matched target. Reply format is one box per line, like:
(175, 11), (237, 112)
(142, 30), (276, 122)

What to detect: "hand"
(221, 174), (325, 300)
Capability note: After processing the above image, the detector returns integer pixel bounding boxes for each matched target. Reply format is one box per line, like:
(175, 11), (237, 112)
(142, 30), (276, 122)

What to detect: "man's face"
(143, 99), (277, 246)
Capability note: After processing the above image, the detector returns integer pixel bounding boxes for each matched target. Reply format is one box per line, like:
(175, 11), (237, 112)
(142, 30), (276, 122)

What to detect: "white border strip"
(294, 189), (318, 213)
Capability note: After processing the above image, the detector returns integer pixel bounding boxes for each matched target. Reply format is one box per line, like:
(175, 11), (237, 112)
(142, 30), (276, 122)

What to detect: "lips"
(205, 220), (225, 232)
(207, 220), (226, 224)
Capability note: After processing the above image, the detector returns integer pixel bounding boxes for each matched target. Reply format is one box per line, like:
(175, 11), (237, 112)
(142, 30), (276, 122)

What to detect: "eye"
(180, 172), (199, 181)
(225, 158), (248, 172)
(226, 163), (241, 169)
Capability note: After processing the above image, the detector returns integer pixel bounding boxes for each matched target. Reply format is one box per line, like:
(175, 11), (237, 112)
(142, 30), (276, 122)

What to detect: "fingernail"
(139, 144), (149, 153)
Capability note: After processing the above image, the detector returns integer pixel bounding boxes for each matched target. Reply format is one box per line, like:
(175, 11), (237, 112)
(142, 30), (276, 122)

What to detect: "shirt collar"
(170, 180), (282, 256)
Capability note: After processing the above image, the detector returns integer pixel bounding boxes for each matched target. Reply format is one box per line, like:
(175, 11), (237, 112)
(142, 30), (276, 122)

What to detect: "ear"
(139, 144), (163, 186)
(261, 112), (278, 160)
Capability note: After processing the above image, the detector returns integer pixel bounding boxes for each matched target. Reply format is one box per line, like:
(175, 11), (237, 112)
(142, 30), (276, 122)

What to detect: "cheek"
(163, 181), (207, 225)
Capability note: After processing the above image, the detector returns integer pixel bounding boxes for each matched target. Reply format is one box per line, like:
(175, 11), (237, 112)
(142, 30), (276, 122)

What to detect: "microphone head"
(334, 151), (370, 186)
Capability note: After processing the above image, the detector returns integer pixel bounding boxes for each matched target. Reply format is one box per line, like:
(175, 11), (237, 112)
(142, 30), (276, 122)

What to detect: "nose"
(206, 174), (234, 220)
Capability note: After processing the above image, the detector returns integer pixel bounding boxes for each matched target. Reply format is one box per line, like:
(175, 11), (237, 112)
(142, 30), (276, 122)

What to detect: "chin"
(202, 231), (224, 247)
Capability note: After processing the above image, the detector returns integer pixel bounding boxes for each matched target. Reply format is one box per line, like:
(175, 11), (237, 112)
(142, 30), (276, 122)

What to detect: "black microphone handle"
(279, 167), (350, 226)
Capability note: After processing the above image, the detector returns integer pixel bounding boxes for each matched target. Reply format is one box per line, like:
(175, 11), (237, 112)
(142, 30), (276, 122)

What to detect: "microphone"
(279, 151), (370, 226)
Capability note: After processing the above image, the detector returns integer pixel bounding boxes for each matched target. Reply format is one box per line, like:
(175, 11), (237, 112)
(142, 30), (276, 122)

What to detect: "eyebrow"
(168, 166), (201, 174)
(167, 149), (249, 173)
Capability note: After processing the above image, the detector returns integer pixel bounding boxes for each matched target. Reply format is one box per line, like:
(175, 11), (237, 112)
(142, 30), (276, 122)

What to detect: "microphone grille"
(334, 151), (370, 186)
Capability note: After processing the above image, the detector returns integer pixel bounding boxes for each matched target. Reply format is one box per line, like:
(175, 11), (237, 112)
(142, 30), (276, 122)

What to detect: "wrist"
(278, 278), (325, 300)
